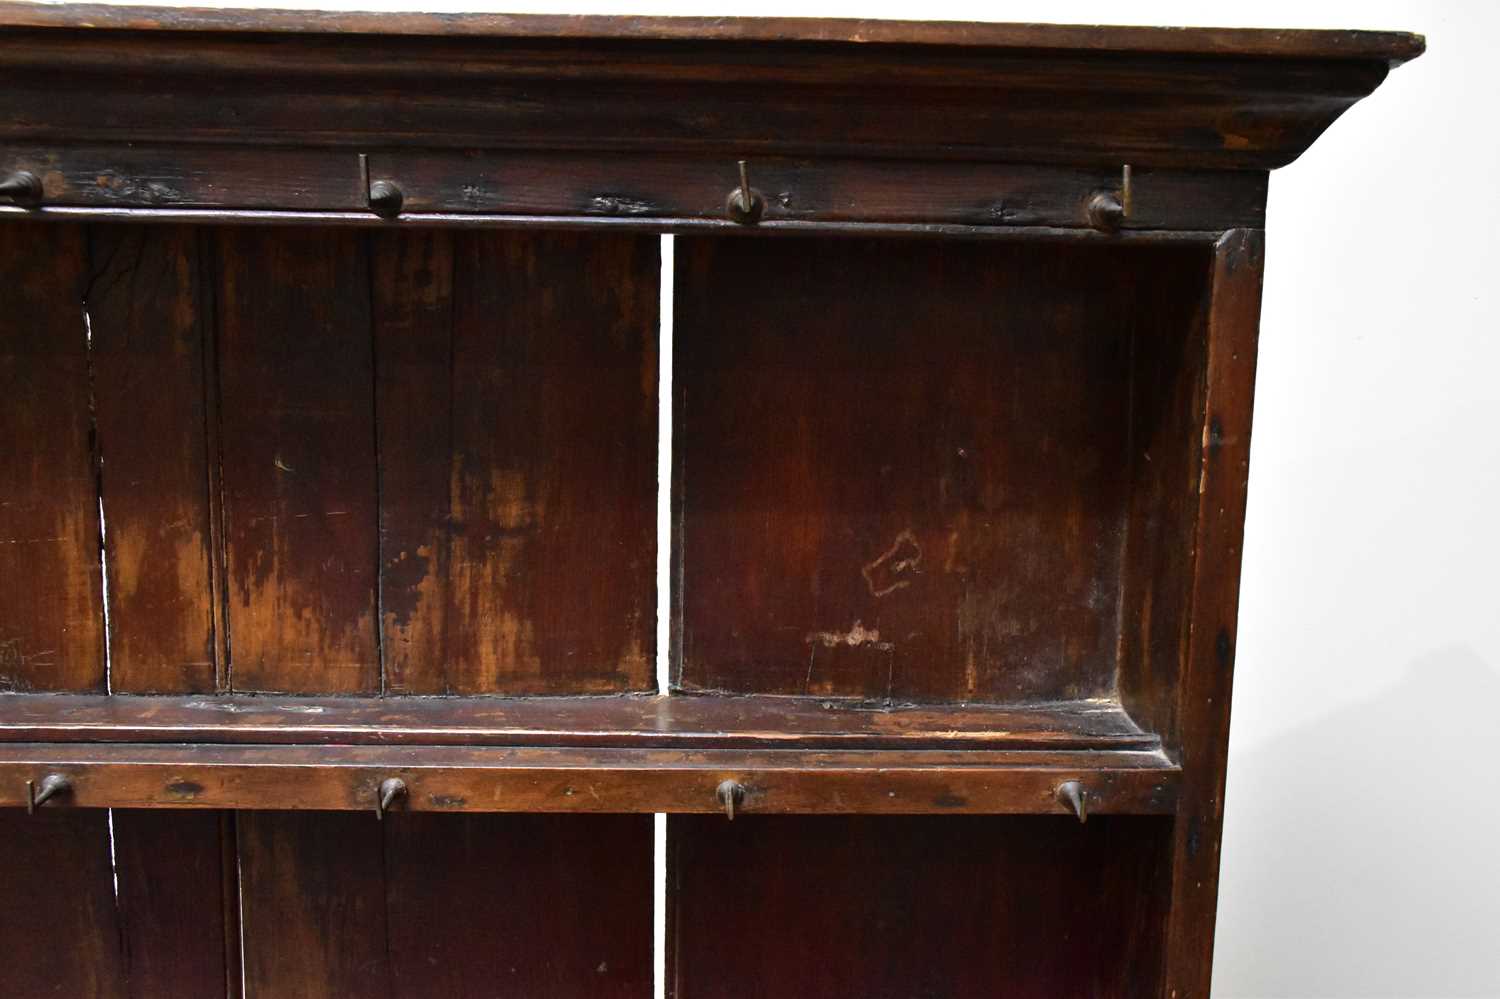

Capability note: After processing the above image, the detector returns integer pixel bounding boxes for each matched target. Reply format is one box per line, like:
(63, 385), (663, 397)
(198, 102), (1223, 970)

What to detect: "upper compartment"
(0, 6), (1417, 815)
(672, 235), (1210, 711)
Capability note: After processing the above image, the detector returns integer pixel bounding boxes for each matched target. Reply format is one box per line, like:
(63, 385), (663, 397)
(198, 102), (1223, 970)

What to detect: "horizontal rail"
(0, 743), (1179, 816)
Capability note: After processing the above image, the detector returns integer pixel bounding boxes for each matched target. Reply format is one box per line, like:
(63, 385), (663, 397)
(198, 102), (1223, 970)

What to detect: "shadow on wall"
(1213, 647), (1500, 998)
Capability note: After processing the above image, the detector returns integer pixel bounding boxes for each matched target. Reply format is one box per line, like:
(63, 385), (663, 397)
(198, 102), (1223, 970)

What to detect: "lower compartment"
(0, 809), (653, 998)
(669, 814), (1172, 998)
(0, 809), (1172, 997)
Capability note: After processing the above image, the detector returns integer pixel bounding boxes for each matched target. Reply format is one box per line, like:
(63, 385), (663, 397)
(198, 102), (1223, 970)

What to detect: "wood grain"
(675, 237), (1155, 703)
(1116, 245), (1217, 747)
(670, 814), (1172, 998)
(111, 809), (239, 998)
(0, 221), (102, 692)
(375, 229), (656, 694)
(3, 145), (1268, 232)
(0, 742), (1178, 815)
(1160, 229), (1265, 999)
(0, 692), (1159, 750)
(385, 814), (652, 998)
(370, 151), (1269, 232)
(0, 809), (127, 997)
(0, 6), (1419, 993)
(0, 4), (1425, 65)
(215, 227), (379, 693)
(0, 30), (1407, 171)
(239, 812), (652, 998)
(86, 224), (218, 693)
(238, 810), (389, 998)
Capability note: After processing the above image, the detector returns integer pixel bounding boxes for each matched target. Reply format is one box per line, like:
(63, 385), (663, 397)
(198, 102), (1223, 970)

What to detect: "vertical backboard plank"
(215, 227), (379, 693)
(385, 813), (653, 998)
(376, 230), (656, 694)
(86, 225), (218, 693)
(0, 221), (102, 692)
(237, 811), (652, 999)
(237, 810), (389, 998)
(0, 809), (128, 997)
(111, 809), (238, 998)
(369, 228), (455, 694)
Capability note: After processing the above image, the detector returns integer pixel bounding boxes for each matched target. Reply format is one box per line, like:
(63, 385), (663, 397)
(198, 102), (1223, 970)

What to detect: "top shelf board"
(0, 3), (1424, 64)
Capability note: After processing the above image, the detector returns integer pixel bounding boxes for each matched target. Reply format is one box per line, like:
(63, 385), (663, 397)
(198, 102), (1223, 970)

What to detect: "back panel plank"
(674, 238), (1136, 702)
(0, 809), (127, 998)
(385, 814), (653, 997)
(0, 221), (102, 691)
(239, 811), (653, 999)
(216, 227), (379, 693)
(111, 809), (238, 999)
(376, 230), (657, 694)
(238, 810), (389, 998)
(669, 815), (1171, 999)
(87, 224), (219, 693)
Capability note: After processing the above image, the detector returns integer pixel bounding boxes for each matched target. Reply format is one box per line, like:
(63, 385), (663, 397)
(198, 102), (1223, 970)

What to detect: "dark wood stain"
(238, 811), (651, 998)
(86, 224), (218, 693)
(1, 144), (1272, 233)
(375, 229), (657, 694)
(670, 814), (1172, 998)
(0, 691), (1158, 750)
(385, 814), (652, 998)
(1161, 229), (1265, 999)
(0, 809), (127, 997)
(0, 220), (102, 691)
(0, 9), (1419, 998)
(1115, 242), (1217, 748)
(216, 227), (380, 693)
(675, 238), (1206, 703)
(0, 23), (1415, 171)
(237, 810), (390, 997)
(111, 809), (239, 998)
(0, 743), (1181, 817)
(0, 4), (1425, 65)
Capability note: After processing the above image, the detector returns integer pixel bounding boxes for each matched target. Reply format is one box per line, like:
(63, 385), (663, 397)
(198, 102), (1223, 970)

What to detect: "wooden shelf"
(0, 694), (1175, 815)
(0, 692), (1158, 751)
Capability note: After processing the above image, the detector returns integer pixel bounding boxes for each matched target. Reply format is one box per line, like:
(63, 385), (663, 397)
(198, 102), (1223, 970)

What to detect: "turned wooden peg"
(375, 777), (407, 819)
(368, 178), (404, 219)
(726, 159), (764, 225)
(1087, 164), (1131, 231)
(1056, 780), (1088, 824)
(716, 779), (745, 820)
(27, 774), (72, 814)
(0, 170), (43, 207)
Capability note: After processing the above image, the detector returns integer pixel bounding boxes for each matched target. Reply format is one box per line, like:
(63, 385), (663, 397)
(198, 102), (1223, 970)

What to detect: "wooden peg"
(726, 160), (763, 225)
(716, 779), (745, 820)
(368, 179), (404, 219)
(27, 774), (71, 814)
(1087, 164), (1131, 231)
(1056, 780), (1088, 823)
(0, 170), (42, 207)
(375, 777), (407, 819)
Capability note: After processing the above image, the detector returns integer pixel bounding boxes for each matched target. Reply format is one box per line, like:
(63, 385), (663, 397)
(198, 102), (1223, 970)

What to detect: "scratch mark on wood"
(862, 530), (922, 598)
(804, 620), (893, 652)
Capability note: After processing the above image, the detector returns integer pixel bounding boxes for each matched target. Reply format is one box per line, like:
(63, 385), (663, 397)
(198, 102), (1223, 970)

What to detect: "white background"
(96, 0), (1498, 995)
